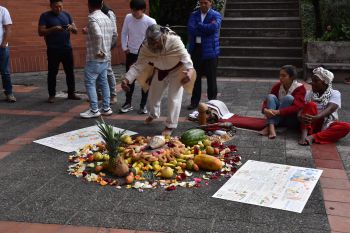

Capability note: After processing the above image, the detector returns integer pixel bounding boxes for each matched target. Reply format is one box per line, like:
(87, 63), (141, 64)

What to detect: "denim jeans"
(84, 61), (109, 111)
(266, 94), (296, 126)
(0, 47), (13, 95)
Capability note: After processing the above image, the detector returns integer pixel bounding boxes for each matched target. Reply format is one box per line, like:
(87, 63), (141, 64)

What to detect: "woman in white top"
(298, 67), (350, 145)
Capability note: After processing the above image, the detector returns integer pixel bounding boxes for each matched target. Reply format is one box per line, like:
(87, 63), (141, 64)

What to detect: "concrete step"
(225, 9), (299, 17)
(217, 66), (280, 78)
(216, 66), (303, 78)
(226, 0), (298, 2)
(226, 2), (299, 10)
(220, 46), (303, 57)
(222, 17), (301, 28)
(220, 28), (301, 37)
(220, 37), (302, 47)
(218, 56), (303, 67)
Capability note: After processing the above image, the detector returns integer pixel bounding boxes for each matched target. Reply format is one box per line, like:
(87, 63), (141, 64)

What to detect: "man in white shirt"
(0, 6), (16, 102)
(80, 0), (114, 119)
(120, 0), (156, 114)
(121, 25), (195, 136)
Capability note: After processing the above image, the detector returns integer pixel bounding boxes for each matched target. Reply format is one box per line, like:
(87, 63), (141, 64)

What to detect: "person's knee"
(282, 94), (294, 104)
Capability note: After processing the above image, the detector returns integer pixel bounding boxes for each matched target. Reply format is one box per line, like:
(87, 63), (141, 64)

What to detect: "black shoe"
(68, 94), (81, 100)
(48, 96), (55, 103)
(187, 104), (198, 110)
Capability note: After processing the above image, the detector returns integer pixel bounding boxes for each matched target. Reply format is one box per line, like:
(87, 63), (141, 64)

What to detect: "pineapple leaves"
(96, 119), (126, 158)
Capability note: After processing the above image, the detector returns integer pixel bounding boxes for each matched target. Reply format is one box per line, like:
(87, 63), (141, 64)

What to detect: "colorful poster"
(34, 126), (137, 153)
(212, 160), (323, 213)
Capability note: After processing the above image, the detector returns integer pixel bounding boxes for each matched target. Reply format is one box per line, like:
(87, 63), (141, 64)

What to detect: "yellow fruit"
(93, 152), (104, 161)
(160, 167), (174, 179)
(203, 139), (211, 147)
(206, 146), (214, 155)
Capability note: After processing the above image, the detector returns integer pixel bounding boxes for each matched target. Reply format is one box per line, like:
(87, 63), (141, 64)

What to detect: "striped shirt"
(86, 10), (113, 62)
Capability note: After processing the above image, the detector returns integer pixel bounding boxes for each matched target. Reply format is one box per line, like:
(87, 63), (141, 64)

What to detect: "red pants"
(301, 102), (350, 144)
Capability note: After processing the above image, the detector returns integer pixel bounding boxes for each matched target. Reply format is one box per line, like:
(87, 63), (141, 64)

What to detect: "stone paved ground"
(0, 66), (349, 232)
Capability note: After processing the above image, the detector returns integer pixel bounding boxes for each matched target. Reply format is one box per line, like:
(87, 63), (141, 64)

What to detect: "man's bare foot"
(258, 127), (269, 136)
(144, 116), (154, 125)
(268, 133), (276, 139)
(298, 129), (309, 145)
(162, 127), (174, 136)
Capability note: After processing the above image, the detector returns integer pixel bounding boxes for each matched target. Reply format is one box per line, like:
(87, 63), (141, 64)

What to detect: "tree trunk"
(312, 0), (323, 38)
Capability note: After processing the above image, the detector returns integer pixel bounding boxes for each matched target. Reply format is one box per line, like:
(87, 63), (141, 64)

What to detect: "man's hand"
(181, 69), (193, 85)
(95, 51), (105, 59)
(82, 27), (88, 34)
(67, 24), (78, 34)
(121, 78), (130, 92)
(300, 114), (317, 125)
(124, 49), (130, 55)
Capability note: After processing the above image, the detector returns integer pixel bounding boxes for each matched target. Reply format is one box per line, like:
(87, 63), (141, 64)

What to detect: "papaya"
(194, 154), (223, 171)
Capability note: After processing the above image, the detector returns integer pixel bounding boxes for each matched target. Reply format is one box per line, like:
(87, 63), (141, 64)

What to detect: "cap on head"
(312, 67), (334, 85)
(146, 24), (162, 41)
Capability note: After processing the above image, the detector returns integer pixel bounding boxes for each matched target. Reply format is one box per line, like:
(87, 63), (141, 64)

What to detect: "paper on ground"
(212, 160), (322, 213)
(34, 126), (137, 153)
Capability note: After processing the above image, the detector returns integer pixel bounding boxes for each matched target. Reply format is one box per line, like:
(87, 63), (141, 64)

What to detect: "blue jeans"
(0, 47), (13, 95)
(84, 61), (109, 111)
(266, 94), (297, 126)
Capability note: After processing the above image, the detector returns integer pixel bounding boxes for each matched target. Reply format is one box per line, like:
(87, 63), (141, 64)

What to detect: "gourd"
(180, 129), (206, 146)
(194, 154), (223, 171)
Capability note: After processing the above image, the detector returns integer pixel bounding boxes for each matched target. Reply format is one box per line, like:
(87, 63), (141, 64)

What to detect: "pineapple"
(97, 120), (129, 177)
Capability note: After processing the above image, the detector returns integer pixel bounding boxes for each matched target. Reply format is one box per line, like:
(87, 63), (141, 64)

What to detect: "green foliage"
(301, 0), (350, 41)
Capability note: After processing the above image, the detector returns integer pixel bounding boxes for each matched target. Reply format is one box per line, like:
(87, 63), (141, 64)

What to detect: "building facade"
(1, 0), (143, 73)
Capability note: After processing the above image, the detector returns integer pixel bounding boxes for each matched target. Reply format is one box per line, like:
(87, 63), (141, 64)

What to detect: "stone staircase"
(217, 0), (303, 79)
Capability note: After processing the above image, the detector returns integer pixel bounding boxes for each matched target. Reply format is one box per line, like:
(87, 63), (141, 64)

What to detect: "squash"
(180, 129), (206, 146)
(194, 154), (223, 171)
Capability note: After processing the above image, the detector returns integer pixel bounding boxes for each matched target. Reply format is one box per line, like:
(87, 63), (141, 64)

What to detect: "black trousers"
(47, 48), (75, 97)
(190, 44), (218, 106)
(125, 52), (148, 107)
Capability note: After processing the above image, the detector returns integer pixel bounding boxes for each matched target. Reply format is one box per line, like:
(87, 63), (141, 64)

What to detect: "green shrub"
(301, 0), (350, 41)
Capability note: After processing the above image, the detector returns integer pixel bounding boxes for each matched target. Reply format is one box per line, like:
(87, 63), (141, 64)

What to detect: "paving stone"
(135, 214), (177, 232)
(173, 217), (213, 233)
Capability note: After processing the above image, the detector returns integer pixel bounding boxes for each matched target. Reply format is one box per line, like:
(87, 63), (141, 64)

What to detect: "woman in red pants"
(299, 67), (350, 145)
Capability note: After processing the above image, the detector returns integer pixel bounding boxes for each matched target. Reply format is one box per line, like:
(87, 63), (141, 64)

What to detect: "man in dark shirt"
(38, 0), (80, 103)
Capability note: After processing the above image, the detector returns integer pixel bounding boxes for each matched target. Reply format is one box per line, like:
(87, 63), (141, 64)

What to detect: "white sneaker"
(119, 103), (133, 113)
(101, 107), (113, 116)
(138, 106), (148, 114)
(80, 109), (101, 119)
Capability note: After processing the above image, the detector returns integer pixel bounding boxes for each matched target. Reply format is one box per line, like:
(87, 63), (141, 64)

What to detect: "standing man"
(120, 0), (156, 114)
(0, 5), (15, 102)
(121, 25), (195, 136)
(187, 0), (221, 110)
(80, 0), (114, 118)
(38, 0), (81, 103)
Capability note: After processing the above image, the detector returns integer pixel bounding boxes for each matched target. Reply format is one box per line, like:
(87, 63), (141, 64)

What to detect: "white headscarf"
(313, 67), (334, 85)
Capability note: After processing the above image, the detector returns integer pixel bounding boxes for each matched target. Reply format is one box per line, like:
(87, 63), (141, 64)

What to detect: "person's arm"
(301, 103), (338, 125)
(89, 20), (104, 58)
(1, 24), (11, 47)
(38, 25), (64, 36)
(197, 11), (221, 35)
(121, 15), (129, 53)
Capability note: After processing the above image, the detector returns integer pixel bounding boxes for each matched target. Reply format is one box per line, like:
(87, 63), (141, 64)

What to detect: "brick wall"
(1, 0), (147, 73)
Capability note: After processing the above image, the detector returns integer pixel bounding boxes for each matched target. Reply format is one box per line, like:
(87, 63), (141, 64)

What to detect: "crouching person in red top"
(260, 65), (306, 139)
(299, 67), (350, 145)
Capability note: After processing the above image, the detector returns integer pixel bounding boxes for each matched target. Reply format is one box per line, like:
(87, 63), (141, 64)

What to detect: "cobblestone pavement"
(0, 66), (349, 233)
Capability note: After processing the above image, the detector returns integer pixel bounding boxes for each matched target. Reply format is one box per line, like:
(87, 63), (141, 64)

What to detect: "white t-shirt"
(305, 89), (341, 129)
(0, 6), (12, 46)
(121, 13), (156, 54)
